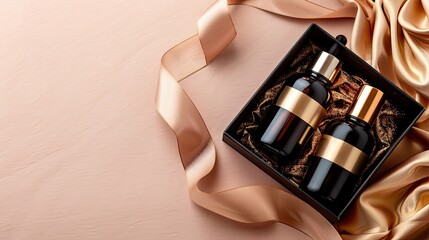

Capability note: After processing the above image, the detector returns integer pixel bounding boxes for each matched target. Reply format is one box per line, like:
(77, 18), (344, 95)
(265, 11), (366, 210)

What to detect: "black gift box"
(222, 24), (424, 222)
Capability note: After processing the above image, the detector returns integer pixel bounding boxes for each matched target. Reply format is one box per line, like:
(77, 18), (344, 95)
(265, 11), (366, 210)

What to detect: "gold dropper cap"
(309, 51), (342, 83)
(309, 35), (347, 83)
(348, 85), (384, 125)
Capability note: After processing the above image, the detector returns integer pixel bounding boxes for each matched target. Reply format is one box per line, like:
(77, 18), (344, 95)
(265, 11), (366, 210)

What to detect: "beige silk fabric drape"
(155, 0), (429, 239)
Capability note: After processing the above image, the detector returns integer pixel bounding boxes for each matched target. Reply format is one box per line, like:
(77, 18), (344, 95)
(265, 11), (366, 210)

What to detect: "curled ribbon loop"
(198, 0), (236, 63)
(155, 0), (429, 239)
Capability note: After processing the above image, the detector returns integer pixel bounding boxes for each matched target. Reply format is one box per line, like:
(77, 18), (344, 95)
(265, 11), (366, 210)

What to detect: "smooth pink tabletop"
(0, 0), (354, 239)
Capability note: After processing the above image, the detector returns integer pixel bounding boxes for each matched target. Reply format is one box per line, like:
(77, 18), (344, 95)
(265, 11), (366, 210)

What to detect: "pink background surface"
(0, 0), (355, 239)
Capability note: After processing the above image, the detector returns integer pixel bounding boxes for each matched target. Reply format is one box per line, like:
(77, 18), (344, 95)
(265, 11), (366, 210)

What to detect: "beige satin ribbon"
(155, 0), (429, 239)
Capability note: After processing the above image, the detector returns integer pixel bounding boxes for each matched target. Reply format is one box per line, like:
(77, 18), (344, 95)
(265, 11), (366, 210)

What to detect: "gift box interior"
(222, 24), (424, 222)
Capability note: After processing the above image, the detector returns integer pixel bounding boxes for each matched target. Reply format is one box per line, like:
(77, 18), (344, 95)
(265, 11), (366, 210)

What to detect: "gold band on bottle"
(314, 135), (368, 175)
(275, 86), (326, 129)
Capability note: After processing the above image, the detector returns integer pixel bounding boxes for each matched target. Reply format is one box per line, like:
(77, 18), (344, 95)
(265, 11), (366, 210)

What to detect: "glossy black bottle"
(255, 36), (347, 158)
(301, 85), (384, 210)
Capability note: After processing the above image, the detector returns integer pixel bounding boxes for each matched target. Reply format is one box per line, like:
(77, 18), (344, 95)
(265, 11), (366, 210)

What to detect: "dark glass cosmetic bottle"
(301, 85), (384, 208)
(255, 36), (347, 158)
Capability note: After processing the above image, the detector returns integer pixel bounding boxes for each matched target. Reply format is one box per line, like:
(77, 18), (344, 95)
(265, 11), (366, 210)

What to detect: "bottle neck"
(347, 115), (372, 129)
(308, 71), (331, 86)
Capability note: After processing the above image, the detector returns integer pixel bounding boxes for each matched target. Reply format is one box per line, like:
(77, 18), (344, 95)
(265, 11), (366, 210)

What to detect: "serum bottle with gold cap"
(255, 36), (347, 158)
(301, 85), (384, 208)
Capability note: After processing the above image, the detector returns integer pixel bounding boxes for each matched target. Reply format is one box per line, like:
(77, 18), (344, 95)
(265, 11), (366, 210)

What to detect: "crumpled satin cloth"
(155, 0), (429, 239)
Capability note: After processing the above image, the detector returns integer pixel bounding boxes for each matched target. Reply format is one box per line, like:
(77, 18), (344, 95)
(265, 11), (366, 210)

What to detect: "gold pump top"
(348, 85), (384, 125)
(309, 51), (342, 83)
